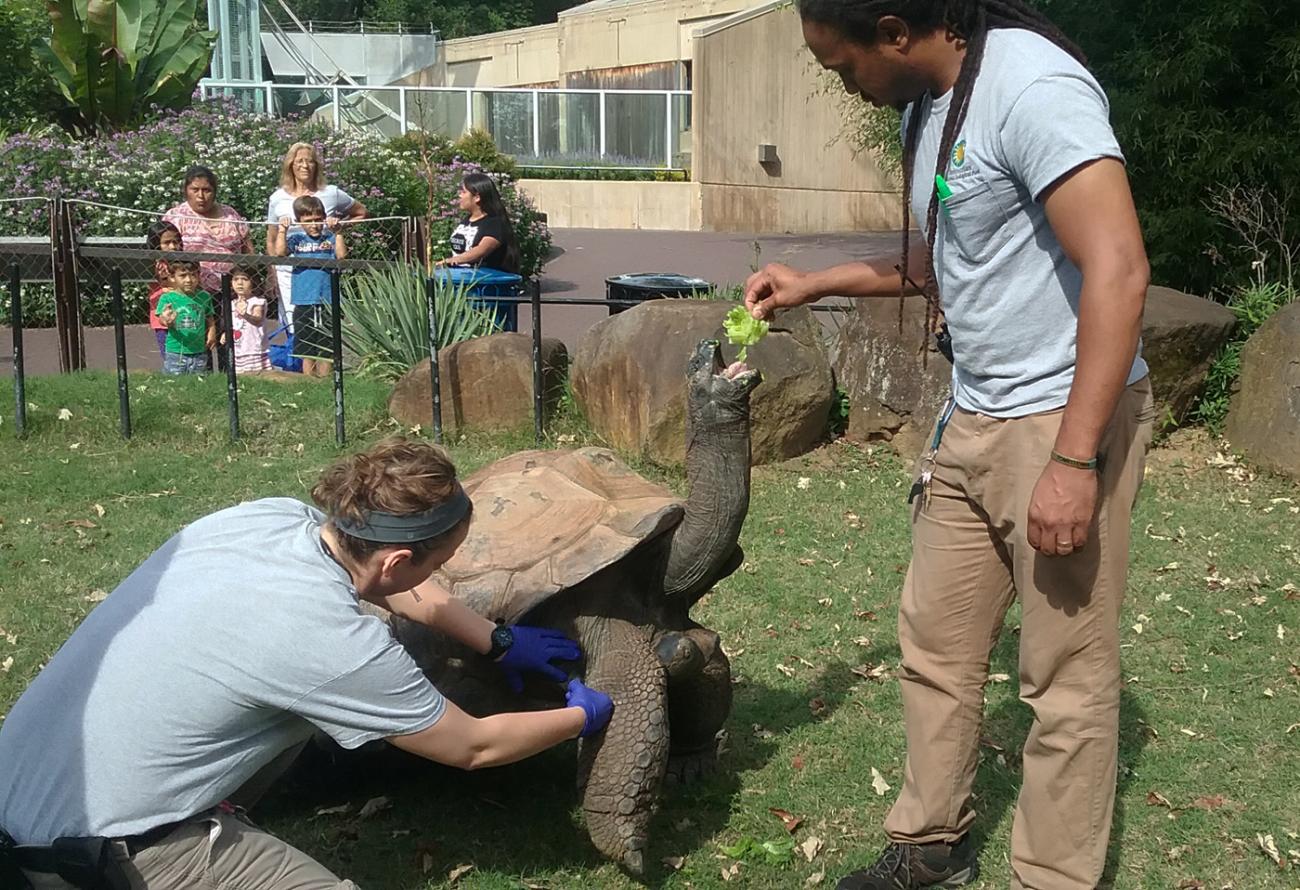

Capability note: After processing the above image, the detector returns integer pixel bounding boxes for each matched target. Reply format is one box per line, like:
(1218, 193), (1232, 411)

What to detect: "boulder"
(389, 332), (568, 433)
(1142, 285), (1237, 424)
(829, 294), (951, 459)
(1225, 301), (1300, 480)
(571, 300), (834, 465)
(831, 286), (1237, 457)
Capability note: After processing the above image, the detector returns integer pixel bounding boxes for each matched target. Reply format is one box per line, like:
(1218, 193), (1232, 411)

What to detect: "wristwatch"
(486, 624), (514, 661)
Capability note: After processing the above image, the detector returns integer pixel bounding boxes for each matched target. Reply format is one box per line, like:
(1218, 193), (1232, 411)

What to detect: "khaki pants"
(21, 741), (356, 890)
(883, 379), (1154, 890)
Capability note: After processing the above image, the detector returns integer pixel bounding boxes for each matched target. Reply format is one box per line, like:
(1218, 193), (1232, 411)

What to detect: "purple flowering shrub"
(0, 100), (551, 324)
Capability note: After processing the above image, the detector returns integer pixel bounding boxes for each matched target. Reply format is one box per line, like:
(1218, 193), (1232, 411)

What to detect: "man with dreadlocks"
(745, 2), (1154, 889)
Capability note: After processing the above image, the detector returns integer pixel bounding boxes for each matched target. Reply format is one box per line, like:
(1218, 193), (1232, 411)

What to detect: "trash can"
(604, 273), (713, 316)
(436, 267), (523, 332)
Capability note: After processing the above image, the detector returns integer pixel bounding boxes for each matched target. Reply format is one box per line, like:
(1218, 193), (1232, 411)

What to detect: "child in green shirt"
(156, 260), (216, 376)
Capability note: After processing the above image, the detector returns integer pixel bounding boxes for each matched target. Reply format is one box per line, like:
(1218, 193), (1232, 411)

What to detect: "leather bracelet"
(1050, 450), (1098, 471)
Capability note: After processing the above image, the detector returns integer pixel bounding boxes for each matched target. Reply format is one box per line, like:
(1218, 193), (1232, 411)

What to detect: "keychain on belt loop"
(908, 395), (957, 512)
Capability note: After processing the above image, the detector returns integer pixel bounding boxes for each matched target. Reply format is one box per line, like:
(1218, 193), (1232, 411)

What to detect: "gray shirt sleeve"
(998, 74), (1124, 201)
(291, 639), (446, 749)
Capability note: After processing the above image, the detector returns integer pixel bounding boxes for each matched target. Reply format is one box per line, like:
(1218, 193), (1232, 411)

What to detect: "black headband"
(333, 486), (471, 543)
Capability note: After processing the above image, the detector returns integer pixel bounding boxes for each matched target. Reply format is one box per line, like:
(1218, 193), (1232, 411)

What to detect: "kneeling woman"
(440, 172), (520, 274)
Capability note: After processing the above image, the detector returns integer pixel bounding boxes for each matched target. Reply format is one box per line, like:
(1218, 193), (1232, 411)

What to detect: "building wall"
(441, 23), (561, 87)
(517, 179), (701, 230)
(693, 2), (902, 232)
(556, 0), (747, 81)
(428, 0), (749, 89)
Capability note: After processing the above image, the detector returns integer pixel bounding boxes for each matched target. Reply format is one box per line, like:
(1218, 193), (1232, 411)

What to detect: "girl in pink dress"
(229, 266), (270, 374)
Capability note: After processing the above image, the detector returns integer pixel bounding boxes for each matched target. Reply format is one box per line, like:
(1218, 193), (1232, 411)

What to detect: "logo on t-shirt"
(952, 139), (968, 169)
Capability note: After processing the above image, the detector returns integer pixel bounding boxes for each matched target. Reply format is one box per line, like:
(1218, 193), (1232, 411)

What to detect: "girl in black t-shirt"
(440, 173), (521, 274)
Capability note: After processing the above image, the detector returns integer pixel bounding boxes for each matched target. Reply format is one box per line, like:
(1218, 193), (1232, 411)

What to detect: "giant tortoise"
(387, 338), (760, 872)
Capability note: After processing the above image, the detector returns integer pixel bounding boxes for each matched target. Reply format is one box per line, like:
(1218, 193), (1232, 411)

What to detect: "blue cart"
(436, 266), (524, 333)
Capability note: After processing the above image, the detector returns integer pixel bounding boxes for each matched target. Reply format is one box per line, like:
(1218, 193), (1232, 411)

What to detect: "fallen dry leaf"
(92, 504), (105, 518)
(797, 477), (811, 490)
(799, 836), (823, 862)
(1257, 833), (1282, 867)
(1166, 844), (1192, 862)
(64, 519), (97, 529)
(419, 852), (434, 875)
(776, 664), (796, 678)
(808, 697), (827, 717)
(769, 807), (803, 834)
(989, 673), (1011, 683)
(805, 869), (826, 886)
(871, 767), (891, 797)
(1, 656), (12, 673)
(1190, 794), (1227, 811)
(357, 796), (391, 819)
(57, 408), (72, 421)
(1147, 791), (1174, 809)
(447, 863), (474, 883)
(721, 862), (741, 881)
(313, 803), (351, 817)
(84, 589), (108, 603)
(1175, 880), (1204, 890)
(662, 856), (685, 871)
(791, 755), (805, 771)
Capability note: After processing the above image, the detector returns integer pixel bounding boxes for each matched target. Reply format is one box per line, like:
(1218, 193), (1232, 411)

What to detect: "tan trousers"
(883, 379), (1154, 890)
(21, 741), (357, 889)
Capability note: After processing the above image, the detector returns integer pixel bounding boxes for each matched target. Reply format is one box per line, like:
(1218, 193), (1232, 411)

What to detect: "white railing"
(198, 80), (692, 169)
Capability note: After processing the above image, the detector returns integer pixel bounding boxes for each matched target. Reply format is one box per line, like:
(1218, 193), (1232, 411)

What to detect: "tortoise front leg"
(574, 615), (669, 875)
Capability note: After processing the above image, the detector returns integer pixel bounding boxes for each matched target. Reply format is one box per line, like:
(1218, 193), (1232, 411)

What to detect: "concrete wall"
(693, 2), (902, 233)
(518, 179), (702, 230)
(442, 23), (561, 87)
(557, 0), (747, 83)
(428, 0), (750, 89)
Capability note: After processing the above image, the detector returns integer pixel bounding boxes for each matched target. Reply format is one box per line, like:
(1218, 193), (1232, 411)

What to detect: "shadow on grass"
(259, 659), (866, 887)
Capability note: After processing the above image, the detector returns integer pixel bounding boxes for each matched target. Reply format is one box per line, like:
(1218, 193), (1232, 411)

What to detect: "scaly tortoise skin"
(387, 339), (760, 873)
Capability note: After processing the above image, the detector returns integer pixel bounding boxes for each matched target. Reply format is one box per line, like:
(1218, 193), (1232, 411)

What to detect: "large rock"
(1225, 301), (1300, 480)
(389, 332), (568, 433)
(571, 300), (834, 465)
(831, 286), (1237, 457)
(829, 294), (952, 459)
(1142, 285), (1237, 423)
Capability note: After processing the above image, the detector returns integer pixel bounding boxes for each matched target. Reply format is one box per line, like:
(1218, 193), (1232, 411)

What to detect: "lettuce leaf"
(724, 305), (770, 364)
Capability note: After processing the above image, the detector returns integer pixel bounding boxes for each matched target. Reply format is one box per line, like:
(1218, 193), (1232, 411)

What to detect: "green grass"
(1, 375), (1298, 889)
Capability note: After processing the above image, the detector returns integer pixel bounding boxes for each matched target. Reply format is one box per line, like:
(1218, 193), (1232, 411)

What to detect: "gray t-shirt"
(905, 28), (1147, 417)
(0, 498), (443, 845)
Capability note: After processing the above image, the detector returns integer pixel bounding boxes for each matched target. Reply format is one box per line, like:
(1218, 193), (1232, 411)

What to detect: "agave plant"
(35, 0), (215, 133)
(338, 262), (502, 382)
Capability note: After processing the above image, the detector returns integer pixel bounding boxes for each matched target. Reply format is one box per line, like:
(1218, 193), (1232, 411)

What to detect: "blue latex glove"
(566, 678), (614, 738)
(496, 624), (582, 692)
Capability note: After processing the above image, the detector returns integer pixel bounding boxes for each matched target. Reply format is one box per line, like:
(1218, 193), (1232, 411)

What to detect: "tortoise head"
(685, 339), (761, 427)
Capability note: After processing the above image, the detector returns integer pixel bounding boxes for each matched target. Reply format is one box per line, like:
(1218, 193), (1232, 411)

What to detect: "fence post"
(221, 273), (240, 442)
(399, 86), (408, 136)
(531, 278), (543, 444)
(531, 89), (540, 159)
(425, 274), (443, 444)
(264, 81), (275, 116)
(599, 90), (607, 157)
(330, 268), (345, 446)
(9, 263), (26, 439)
(51, 196), (85, 372)
(664, 91), (673, 168)
(109, 268), (132, 439)
(464, 89), (473, 135)
(332, 84), (341, 129)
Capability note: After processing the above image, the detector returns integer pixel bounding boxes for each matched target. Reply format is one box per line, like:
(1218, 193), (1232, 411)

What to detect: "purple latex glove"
(566, 678), (614, 738)
(496, 624), (581, 692)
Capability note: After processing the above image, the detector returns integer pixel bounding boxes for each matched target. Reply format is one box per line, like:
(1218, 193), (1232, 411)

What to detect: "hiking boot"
(835, 835), (978, 890)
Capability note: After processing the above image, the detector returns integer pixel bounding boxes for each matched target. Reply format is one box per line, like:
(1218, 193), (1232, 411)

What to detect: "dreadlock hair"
(797, 0), (1086, 356)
